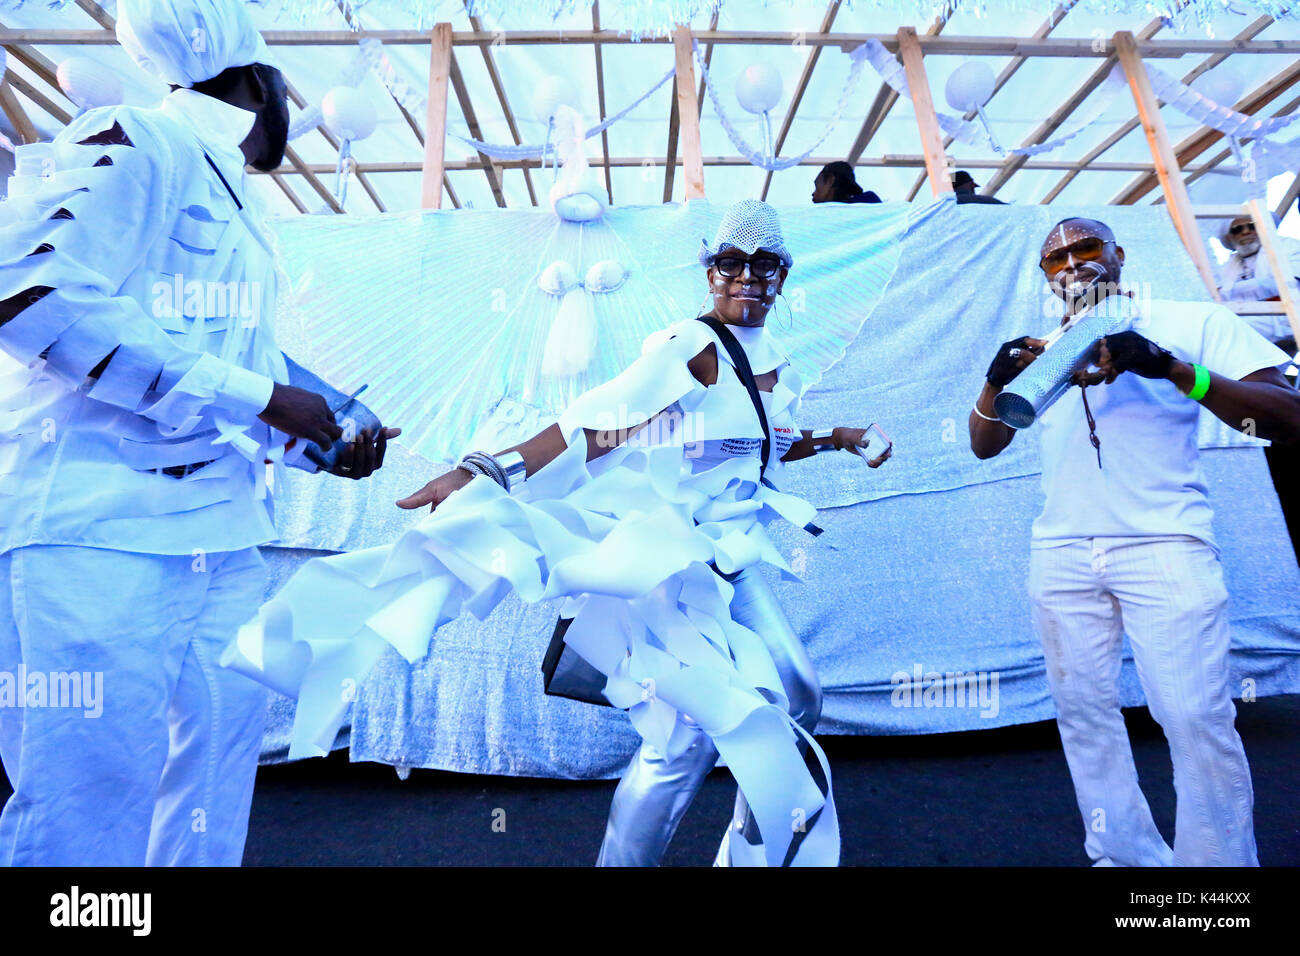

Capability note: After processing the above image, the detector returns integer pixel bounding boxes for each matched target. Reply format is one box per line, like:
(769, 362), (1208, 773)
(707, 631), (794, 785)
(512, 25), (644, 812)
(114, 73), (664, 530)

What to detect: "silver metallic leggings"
(595, 565), (822, 866)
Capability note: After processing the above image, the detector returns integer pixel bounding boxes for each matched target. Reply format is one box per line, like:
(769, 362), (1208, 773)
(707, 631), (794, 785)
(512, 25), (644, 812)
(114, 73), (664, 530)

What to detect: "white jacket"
(0, 90), (296, 555)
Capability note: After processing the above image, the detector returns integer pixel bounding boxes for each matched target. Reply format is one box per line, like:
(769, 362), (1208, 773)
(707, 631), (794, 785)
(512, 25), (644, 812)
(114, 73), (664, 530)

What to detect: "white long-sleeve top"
(0, 89), (294, 556)
(1218, 235), (1300, 342)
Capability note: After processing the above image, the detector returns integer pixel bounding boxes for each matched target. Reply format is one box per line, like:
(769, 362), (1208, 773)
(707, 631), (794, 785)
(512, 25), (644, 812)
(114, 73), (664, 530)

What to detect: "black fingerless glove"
(986, 336), (1032, 388)
(1102, 330), (1174, 379)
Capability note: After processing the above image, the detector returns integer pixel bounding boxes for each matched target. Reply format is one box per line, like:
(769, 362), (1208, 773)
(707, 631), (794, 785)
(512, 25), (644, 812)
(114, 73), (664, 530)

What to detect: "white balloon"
(734, 63), (782, 114)
(1193, 67), (1246, 110)
(944, 61), (996, 113)
(57, 56), (124, 110)
(532, 75), (580, 124)
(321, 86), (377, 141)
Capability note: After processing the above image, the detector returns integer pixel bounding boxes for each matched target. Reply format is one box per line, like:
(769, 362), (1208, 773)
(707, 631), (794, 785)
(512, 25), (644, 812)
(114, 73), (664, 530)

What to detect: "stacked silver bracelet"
(457, 450), (527, 491)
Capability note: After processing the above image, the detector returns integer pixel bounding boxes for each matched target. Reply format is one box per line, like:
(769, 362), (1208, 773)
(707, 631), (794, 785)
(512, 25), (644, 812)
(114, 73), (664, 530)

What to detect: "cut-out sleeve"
(0, 107), (274, 428)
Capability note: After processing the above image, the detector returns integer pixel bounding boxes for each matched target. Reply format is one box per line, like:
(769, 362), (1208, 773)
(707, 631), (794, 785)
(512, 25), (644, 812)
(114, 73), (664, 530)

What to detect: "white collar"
(726, 321), (786, 375)
(159, 88), (255, 171)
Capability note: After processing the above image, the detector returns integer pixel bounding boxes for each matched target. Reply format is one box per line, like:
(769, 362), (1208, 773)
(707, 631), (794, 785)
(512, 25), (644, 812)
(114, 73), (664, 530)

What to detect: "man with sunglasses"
(1217, 215), (1300, 343)
(969, 217), (1300, 867)
(0, 0), (397, 866)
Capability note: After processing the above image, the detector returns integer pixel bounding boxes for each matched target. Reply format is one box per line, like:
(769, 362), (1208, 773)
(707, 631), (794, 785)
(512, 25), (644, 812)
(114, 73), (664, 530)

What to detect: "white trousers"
(0, 545), (269, 866)
(1028, 536), (1258, 867)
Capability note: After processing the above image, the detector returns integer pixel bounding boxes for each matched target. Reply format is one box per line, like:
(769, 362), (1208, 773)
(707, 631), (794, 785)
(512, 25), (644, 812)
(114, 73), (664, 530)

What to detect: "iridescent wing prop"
(268, 201), (909, 464)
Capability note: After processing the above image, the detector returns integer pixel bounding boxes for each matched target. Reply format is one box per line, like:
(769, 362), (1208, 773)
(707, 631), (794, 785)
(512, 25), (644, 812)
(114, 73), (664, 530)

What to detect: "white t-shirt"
(1031, 298), (1290, 550)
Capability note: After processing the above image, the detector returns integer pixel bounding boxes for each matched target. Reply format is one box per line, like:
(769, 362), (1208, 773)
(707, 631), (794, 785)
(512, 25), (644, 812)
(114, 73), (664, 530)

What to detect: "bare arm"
(1176, 365), (1300, 443)
(397, 345), (711, 510)
(969, 337), (1047, 460)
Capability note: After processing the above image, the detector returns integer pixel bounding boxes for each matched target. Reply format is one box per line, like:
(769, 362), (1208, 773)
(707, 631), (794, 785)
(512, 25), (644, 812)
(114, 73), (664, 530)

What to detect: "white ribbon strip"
(694, 39), (870, 172)
(860, 38), (1129, 158)
(1146, 63), (1300, 141)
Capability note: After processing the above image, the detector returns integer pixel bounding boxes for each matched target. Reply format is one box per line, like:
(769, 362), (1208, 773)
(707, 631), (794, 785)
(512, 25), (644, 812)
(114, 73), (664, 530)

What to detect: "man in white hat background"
(1217, 213), (1300, 345)
(1215, 213), (1300, 564)
(0, 0), (396, 865)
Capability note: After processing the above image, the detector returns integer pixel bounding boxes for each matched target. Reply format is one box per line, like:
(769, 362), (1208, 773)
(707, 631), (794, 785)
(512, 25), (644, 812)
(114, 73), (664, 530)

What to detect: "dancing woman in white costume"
(224, 200), (889, 866)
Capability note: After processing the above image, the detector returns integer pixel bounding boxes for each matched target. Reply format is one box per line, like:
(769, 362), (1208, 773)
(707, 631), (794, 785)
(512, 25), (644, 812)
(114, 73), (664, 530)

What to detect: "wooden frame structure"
(0, 4), (1297, 295)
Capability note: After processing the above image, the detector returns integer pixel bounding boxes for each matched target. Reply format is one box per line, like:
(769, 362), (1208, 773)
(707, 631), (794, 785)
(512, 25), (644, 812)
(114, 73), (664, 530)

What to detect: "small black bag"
(540, 317), (771, 706)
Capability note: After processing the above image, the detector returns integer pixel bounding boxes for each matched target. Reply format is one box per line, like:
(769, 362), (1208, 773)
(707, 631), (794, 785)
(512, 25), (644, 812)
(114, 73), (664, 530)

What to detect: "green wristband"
(1186, 363), (1211, 402)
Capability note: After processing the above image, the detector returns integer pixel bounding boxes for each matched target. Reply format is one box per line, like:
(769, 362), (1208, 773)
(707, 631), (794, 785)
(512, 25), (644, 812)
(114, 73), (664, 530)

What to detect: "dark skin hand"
(397, 247), (887, 510)
(327, 426), (403, 480)
(971, 217), (1300, 460)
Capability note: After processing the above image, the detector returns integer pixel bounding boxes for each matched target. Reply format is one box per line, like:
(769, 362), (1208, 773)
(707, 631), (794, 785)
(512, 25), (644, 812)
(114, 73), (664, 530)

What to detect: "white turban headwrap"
(116, 0), (273, 88)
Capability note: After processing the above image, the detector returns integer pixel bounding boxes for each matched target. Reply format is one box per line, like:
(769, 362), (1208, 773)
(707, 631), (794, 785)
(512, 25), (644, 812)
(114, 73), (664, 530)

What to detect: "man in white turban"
(0, 0), (397, 866)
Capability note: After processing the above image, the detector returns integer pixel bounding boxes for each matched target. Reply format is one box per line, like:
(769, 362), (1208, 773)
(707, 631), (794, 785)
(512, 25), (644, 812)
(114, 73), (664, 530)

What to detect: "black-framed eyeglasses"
(1040, 238), (1115, 276)
(714, 255), (782, 279)
(1228, 223), (1255, 236)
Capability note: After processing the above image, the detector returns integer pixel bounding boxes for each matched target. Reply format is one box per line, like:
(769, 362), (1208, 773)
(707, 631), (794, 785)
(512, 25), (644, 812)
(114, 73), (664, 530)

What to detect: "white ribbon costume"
(224, 316), (840, 866)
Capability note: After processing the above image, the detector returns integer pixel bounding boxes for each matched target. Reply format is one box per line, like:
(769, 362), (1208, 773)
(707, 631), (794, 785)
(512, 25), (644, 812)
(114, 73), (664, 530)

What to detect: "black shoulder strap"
(696, 315), (770, 477)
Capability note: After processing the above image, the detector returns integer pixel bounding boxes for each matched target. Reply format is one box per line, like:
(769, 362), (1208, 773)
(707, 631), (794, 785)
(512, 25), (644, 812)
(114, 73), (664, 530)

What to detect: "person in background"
(1216, 212), (1300, 564)
(1217, 213), (1300, 343)
(952, 170), (1006, 205)
(812, 161), (882, 204)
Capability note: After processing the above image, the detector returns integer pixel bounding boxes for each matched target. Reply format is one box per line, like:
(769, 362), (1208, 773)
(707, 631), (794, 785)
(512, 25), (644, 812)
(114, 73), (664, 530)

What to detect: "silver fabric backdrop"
(257, 198), (1300, 776)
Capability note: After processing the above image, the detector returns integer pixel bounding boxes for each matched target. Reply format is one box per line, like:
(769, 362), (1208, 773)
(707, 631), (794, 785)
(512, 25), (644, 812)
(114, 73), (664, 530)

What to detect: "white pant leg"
(1029, 541), (1174, 867)
(0, 546), (204, 866)
(1106, 539), (1258, 867)
(147, 547), (270, 867)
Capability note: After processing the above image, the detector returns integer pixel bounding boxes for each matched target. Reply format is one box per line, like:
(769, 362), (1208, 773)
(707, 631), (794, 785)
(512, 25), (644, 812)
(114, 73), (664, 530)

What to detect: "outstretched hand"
(397, 466), (474, 511)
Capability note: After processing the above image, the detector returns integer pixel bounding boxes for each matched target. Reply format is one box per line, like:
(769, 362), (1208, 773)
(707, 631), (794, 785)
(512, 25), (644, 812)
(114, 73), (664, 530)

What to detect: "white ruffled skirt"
(223, 416), (839, 866)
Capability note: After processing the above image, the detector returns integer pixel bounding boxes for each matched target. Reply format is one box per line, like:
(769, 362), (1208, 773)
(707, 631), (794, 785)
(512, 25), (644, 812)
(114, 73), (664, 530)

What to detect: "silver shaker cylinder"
(993, 295), (1138, 429)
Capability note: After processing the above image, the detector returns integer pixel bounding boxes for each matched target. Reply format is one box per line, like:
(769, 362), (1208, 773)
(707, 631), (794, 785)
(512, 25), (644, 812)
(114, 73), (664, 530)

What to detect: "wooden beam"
(1277, 171), (1300, 222)
(906, 0), (1077, 201)
(447, 49), (506, 207)
(4, 71), (71, 125)
(664, 12), (716, 204)
(0, 79), (38, 144)
(760, 0), (840, 201)
(1114, 30), (1220, 299)
(671, 24), (705, 201)
(846, 15), (945, 166)
(270, 172), (310, 214)
(0, 41), (59, 90)
(1041, 14), (1272, 204)
(4, 28), (1298, 56)
(592, 1), (613, 205)
(74, 0), (114, 30)
(1113, 57), (1300, 205)
(981, 11), (1174, 198)
(256, 154), (1251, 176)
(284, 145), (344, 214)
(420, 22), (453, 210)
(1167, 90), (1300, 200)
(896, 26), (951, 197)
(466, 6), (537, 206)
(1249, 197), (1300, 343)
